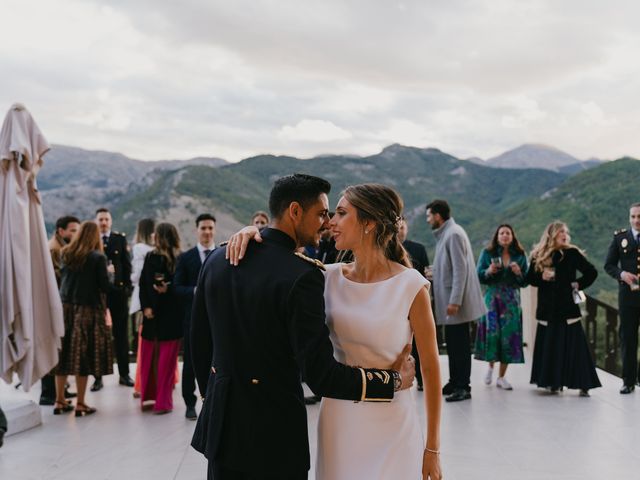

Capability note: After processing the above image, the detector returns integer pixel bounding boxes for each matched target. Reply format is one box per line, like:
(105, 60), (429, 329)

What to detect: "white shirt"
(197, 243), (215, 264)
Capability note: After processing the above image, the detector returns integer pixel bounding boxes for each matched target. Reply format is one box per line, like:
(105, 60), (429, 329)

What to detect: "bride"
(230, 183), (442, 480)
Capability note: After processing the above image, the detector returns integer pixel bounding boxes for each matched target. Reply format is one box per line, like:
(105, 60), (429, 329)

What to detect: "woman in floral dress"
(475, 224), (528, 390)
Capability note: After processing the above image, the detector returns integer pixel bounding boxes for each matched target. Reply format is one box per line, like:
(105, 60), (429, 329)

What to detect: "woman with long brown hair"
(316, 184), (442, 480)
(56, 221), (114, 416)
(474, 224), (528, 390)
(526, 221), (601, 396)
(138, 222), (183, 414)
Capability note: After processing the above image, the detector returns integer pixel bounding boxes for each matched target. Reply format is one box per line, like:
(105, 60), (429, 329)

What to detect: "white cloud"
(278, 120), (353, 143)
(1, 0), (640, 161)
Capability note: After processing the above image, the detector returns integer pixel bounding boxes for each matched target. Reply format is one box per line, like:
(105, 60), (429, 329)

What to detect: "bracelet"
(425, 447), (440, 455)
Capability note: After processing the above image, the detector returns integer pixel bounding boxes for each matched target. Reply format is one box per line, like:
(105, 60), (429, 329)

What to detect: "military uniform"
(604, 228), (640, 388)
(191, 228), (398, 480)
(102, 231), (132, 379)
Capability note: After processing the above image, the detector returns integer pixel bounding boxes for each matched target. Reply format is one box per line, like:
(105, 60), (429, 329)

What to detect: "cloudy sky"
(3, 0), (639, 162)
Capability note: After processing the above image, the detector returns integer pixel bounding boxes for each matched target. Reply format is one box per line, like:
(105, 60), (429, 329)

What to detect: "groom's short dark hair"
(269, 174), (331, 219)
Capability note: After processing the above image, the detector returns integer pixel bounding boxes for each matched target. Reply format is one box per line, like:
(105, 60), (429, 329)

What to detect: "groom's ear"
(288, 201), (303, 223)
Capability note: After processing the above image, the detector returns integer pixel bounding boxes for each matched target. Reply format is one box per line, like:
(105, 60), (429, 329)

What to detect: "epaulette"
(113, 231), (126, 237)
(614, 228), (628, 236)
(294, 251), (325, 271)
(219, 241), (229, 247)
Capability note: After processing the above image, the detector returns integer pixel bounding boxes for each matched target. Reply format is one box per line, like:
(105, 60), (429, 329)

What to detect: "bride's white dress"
(316, 263), (429, 480)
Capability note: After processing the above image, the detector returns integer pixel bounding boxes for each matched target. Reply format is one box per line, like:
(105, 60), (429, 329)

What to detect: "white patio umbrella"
(0, 103), (64, 390)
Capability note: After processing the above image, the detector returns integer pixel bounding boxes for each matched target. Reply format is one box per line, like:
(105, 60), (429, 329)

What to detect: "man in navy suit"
(174, 213), (217, 419)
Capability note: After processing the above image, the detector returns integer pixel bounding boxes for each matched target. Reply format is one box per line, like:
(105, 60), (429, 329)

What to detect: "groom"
(191, 174), (415, 480)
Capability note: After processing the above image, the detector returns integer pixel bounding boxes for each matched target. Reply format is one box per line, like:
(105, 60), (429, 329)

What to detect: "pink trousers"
(139, 338), (180, 412)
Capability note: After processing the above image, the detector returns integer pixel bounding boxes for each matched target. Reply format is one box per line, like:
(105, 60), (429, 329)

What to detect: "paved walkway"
(1, 357), (639, 480)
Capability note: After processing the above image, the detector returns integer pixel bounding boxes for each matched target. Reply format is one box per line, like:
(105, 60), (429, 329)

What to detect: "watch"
(392, 370), (402, 392)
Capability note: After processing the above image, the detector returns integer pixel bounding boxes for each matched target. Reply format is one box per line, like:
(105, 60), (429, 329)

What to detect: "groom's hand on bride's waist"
(391, 344), (415, 391)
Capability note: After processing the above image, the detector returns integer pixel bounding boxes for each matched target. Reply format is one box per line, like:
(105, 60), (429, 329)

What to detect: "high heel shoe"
(75, 403), (97, 417)
(53, 401), (74, 415)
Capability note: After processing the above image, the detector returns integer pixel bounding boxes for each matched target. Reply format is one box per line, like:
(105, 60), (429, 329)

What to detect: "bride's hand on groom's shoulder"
(226, 226), (262, 265)
(391, 344), (415, 390)
(422, 450), (442, 479)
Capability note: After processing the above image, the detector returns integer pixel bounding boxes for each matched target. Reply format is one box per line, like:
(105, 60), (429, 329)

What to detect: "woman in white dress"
(129, 218), (155, 398)
(315, 184), (442, 480)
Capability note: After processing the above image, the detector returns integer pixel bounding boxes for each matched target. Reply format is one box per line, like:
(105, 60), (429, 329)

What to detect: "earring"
(365, 229), (369, 234)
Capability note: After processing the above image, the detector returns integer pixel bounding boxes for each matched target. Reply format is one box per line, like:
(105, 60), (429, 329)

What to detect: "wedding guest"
(527, 221), (601, 396)
(251, 210), (270, 229)
(426, 200), (486, 402)
(174, 213), (216, 420)
(399, 217), (430, 391)
(40, 215), (80, 407)
(139, 223), (183, 414)
(475, 224), (528, 390)
(604, 202), (640, 394)
(57, 221), (114, 417)
(129, 218), (156, 399)
(94, 207), (133, 391)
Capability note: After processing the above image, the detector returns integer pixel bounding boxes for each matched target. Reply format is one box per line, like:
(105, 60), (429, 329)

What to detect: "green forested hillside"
(502, 157), (640, 302)
(114, 144), (564, 256)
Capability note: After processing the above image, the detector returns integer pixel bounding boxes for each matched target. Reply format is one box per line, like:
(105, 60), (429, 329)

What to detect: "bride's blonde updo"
(342, 184), (412, 268)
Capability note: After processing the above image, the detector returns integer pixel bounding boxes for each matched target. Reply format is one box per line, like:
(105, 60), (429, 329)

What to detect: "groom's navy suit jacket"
(190, 228), (396, 476)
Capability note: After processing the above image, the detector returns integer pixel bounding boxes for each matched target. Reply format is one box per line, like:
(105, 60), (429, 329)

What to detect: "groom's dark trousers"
(190, 228), (398, 479)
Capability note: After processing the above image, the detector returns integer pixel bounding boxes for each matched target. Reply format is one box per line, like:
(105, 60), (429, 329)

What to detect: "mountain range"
(38, 142), (633, 301)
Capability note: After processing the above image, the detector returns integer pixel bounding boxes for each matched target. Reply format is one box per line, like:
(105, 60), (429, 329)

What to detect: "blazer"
(102, 231), (132, 293)
(60, 251), (109, 308)
(527, 247), (597, 322)
(139, 252), (183, 341)
(431, 218), (486, 325)
(403, 239), (430, 276)
(604, 228), (640, 307)
(190, 228), (397, 476)
(173, 246), (203, 326)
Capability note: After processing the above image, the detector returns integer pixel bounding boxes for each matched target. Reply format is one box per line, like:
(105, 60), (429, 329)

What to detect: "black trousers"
(40, 373), (56, 400)
(107, 289), (130, 377)
(619, 305), (640, 386)
(411, 338), (423, 388)
(182, 321), (197, 408)
(208, 462), (307, 480)
(445, 322), (472, 390)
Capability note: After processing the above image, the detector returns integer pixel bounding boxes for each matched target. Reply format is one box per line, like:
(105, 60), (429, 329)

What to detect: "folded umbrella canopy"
(0, 103), (63, 390)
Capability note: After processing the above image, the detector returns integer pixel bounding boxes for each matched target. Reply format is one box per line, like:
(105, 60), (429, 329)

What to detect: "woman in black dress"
(57, 221), (114, 416)
(527, 221), (601, 396)
(138, 223), (183, 414)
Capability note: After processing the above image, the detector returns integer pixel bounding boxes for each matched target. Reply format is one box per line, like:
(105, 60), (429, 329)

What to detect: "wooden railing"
(584, 295), (621, 376)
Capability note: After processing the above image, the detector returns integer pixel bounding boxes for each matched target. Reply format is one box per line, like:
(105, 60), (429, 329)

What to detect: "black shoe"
(442, 382), (455, 396)
(620, 384), (635, 394)
(39, 396), (56, 406)
(445, 389), (471, 402)
(304, 395), (321, 405)
(64, 389), (77, 399)
(119, 375), (134, 387)
(185, 406), (197, 420)
(90, 378), (104, 392)
(53, 401), (75, 415)
(0, 429), (5, 448)
(417, 384), (424, 392)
